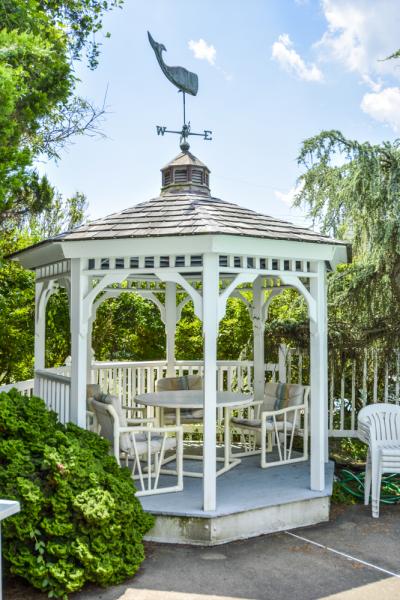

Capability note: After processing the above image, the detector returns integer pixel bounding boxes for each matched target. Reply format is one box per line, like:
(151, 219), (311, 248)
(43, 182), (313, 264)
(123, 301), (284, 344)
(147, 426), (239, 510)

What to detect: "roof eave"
(8, 232), (350, 271)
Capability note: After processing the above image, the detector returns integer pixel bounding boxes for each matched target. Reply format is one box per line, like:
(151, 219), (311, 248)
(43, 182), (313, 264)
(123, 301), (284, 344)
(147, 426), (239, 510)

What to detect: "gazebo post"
(202, 252), (219, 511)
(165, 282), (177, 377)
(70, 258), (89, 428)
(252, 276), (265, 402)
(34, 282), (46, 372)
(86, 317), (94, 384)
(309, 261), (327, 490)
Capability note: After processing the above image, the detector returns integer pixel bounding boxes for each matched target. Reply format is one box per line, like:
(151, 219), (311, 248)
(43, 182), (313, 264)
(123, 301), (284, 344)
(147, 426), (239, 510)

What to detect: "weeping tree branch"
(295, 130), (400, 358)
(37, 94), (108, 159)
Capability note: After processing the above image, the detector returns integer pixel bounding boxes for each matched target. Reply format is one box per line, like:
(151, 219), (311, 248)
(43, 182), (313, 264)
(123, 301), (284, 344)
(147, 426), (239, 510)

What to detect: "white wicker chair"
(89, 396), (183, 496)
(231, 382), (309, 468)
(358, 403), (400, 518)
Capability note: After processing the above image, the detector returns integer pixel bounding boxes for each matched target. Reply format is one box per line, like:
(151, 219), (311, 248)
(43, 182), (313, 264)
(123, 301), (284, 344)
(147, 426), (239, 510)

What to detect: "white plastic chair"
(89, 397), (183, 496)
(358, 403), (400, 517)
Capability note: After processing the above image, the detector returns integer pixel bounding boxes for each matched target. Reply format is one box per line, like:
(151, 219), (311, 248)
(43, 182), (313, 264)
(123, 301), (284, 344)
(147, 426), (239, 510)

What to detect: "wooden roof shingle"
(53, 193), (346, 246)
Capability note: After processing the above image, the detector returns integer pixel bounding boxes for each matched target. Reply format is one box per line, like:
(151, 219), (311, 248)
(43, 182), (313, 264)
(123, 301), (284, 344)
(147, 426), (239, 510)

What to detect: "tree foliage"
(0, 186), (87, 383)
(296, 130), (400, 354)
(0, 0), (121, 224)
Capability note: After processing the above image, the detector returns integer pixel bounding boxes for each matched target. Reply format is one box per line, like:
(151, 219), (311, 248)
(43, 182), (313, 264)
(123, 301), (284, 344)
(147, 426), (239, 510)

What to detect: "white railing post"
(202, 253), (218, 512)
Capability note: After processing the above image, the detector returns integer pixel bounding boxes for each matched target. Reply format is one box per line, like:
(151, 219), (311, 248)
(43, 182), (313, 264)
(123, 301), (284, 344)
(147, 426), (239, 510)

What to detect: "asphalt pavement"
(6, 504), (400, 600)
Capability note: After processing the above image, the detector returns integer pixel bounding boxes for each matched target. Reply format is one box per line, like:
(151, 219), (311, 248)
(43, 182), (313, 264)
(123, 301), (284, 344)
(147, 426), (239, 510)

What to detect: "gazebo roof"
(57, 193), (344, 246)
(162, 151), (209, 171)
(8, 150), (349, 265)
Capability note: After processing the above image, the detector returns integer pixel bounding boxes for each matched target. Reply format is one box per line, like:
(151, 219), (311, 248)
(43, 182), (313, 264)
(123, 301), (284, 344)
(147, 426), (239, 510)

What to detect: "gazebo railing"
(34, 369), (71, 424)
(91, 359), (280, 431)
(91, 360), (280, 409)
(1, 360), (279, 427)
(5, 349), (400, 439)
(0, 378), (35, 396)
(5, 351), (400, 438)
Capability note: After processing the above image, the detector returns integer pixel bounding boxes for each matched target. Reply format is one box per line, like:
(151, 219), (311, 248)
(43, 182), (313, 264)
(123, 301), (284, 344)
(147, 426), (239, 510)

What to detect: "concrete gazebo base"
(141, 455), (334, 545)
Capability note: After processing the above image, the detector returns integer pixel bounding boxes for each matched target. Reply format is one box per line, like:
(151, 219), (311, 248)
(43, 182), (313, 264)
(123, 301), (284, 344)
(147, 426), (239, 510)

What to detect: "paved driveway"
(6, 504), (400, 600)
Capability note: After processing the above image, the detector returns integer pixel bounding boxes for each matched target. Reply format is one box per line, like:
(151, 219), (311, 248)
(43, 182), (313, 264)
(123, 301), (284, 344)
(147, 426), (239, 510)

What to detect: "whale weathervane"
(148, 31), (212, 151)
(148, 31), (198, 96)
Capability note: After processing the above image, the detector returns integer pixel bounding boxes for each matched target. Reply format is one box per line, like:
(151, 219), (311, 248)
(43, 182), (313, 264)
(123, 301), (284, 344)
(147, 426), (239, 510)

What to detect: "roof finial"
(180, 123), (190, 152)
(148, 31), (213, 152)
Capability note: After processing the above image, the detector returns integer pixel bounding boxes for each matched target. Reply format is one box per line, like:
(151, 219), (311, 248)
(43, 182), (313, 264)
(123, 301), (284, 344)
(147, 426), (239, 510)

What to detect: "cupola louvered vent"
(174, 168), (188, 183)
(192, 169), (203, 184)
(163, 169), (171, 186)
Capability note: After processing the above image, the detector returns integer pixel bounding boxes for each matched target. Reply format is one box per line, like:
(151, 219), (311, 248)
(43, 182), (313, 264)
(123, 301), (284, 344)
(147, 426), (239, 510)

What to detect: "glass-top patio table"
(135, 391), (254, 477)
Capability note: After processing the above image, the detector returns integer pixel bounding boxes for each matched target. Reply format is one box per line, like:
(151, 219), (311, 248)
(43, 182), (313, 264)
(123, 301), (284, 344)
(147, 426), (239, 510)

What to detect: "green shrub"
(0, 389), (154, 598)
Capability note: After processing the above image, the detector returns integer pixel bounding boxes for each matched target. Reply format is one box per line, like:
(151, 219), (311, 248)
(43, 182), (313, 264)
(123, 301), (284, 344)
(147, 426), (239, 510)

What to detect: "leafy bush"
(0, 390), (154, 598)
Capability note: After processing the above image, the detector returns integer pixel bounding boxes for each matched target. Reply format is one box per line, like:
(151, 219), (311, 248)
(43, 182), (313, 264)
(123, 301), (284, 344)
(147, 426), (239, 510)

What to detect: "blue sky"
(41, 0), (400, 226)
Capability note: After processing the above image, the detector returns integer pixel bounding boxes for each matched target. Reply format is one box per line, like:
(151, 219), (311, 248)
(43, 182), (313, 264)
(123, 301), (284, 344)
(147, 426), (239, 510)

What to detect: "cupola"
(161, 151), (210, 196)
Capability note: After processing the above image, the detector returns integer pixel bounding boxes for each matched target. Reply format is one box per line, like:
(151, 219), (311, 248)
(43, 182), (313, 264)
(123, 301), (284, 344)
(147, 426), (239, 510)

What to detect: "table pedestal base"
(159, 452), (241, 478)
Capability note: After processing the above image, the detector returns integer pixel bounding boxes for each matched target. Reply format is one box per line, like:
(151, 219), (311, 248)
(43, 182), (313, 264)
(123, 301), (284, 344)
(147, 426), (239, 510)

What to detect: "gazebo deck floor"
(140, 452), (334, 545)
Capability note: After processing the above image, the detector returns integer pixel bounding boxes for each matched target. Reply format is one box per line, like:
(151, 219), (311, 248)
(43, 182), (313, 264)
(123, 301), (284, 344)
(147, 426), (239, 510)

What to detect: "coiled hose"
(337, 469), (400, 504)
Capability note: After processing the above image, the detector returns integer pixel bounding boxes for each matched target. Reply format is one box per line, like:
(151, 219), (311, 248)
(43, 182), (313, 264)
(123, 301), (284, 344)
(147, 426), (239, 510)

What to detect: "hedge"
(0, 389), (154, 598)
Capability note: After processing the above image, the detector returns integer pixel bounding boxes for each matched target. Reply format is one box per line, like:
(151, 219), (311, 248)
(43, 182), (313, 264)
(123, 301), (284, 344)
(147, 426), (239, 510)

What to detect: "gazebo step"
(140, 456), (334, 545)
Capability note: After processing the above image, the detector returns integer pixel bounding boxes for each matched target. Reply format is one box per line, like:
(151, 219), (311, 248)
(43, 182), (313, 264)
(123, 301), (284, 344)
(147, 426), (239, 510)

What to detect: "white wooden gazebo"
(10, 149), (348, 533)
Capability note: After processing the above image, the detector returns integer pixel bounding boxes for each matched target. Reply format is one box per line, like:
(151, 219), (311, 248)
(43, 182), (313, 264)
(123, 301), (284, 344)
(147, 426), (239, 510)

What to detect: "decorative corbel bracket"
(154, 270), (203, 320)
(218, 273), (258, 321)
(279, 274), (317, 323)
(83, 273), (127, 323)
(261, 288), (284, 324)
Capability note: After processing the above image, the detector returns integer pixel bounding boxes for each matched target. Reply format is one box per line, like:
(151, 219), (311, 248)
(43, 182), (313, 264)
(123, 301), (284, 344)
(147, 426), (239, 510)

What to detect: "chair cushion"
(231, 416), (294, 432)
(96, 393), (128, 424)
(90, 394), (132, 452)
(162, 409), (203, 424)
(231, 417), (261, 428)
(156, 375), (203, 392)
(187, 375), (203, 390)
(262, 383), (305, 421)
(86, 384), (101, 410)
(90, 397), (178, 456)
(127, 433), (177, 457)
(156, 376), (189, 392)
(188, 409), (203, 418)
(156, 376), (203, 423)
(263, 382), (280, 412)
(87, 383), (101, 399)
(264, 420), (294, 432)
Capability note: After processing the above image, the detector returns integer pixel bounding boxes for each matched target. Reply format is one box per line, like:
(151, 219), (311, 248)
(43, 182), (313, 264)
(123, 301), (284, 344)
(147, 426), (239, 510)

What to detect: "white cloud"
(188, 39), (216, 66)
(317, 0), (400, 85)
(272, 34), (323, 82)
(188, 39), (232, 81)
(361, 74), (382, 93)
(274, 182), (304, 206)
(361, 87), (400, 132)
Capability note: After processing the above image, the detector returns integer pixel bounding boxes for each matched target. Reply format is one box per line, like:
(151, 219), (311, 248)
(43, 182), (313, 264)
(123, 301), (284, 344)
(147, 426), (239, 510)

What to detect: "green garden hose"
(337, 469), (400, 504)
